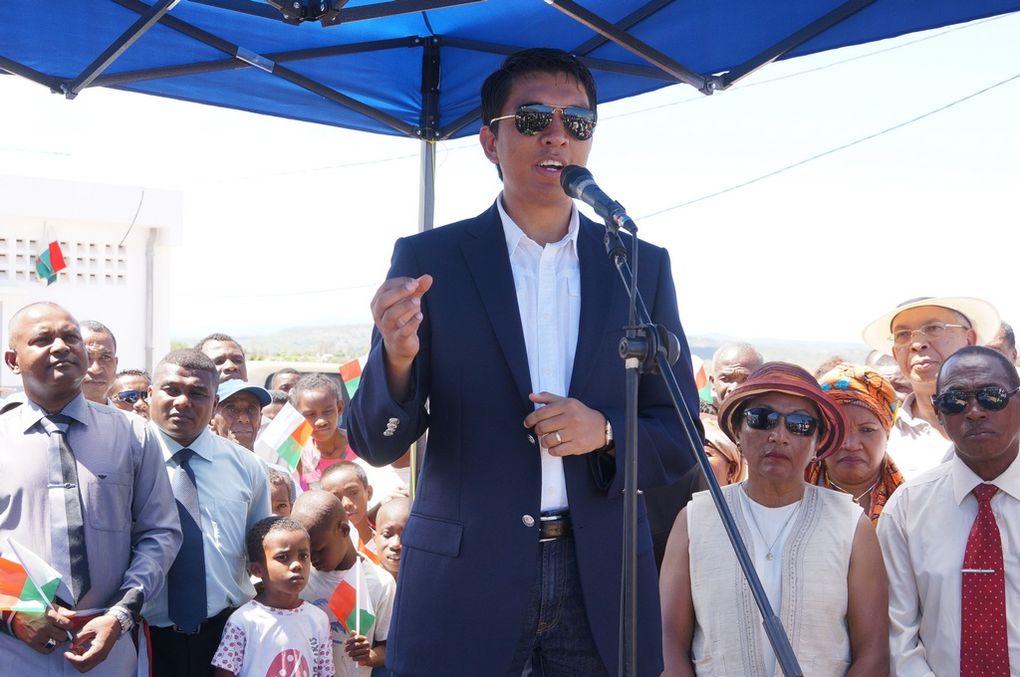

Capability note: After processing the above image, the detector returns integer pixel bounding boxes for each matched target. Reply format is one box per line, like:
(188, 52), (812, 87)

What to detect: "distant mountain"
(178, 324), (873, 373)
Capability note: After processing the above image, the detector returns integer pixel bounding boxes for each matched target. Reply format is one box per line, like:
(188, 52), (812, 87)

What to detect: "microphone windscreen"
(560, 164), (592, 198)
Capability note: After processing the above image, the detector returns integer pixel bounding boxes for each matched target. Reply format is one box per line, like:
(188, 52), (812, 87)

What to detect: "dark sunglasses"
(115, 389), (149, 404)
(743, 407), (819, 437)
(931, 385), (1020, 415)
(489, 103), (597, 141)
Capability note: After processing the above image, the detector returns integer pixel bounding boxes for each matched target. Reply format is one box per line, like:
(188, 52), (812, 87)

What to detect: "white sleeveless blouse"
(686, 483), (863, 676)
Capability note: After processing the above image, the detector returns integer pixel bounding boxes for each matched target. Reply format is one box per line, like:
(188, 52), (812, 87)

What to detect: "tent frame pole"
(718, 0), (878, 89)
(63, 0), (180, 99)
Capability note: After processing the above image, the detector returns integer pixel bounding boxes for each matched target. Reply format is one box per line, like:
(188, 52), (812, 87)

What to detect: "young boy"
(267, 466), (295, 517)
(212, 516), (333, 676)
(319, 461), (377, 561)
(291, 491), (395, 677)
(372, 497), (408, 581)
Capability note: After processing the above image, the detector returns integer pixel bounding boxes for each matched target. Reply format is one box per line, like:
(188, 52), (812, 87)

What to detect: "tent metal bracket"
(547, 0), (713, 94)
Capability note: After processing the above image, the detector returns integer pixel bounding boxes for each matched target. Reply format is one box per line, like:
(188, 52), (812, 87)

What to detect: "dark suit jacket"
(348, 202), (699, 676)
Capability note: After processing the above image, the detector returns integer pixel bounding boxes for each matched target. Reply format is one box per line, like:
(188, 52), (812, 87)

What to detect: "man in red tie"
(878, 345), (1020, 676)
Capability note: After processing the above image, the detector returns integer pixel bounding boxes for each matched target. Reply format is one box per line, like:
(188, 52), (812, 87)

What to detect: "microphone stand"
(601, 212), (803, 677)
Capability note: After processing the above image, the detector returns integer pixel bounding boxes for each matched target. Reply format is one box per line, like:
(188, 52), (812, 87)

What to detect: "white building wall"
(0, 174), (182, 393)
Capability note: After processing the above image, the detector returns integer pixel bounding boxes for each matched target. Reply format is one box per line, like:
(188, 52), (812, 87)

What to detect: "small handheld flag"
(254, 402), (313, 471)
(328, 559), (375, 636)
(339, 355), (367, 397)
(692, 354), (713, 405)
(0, 538), (64, 613)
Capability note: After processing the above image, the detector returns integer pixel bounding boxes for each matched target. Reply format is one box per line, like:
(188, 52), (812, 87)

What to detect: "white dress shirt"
(143, 426), (272, 626)
(877, 453), (1020, 676)
(885, 393), (955, 479)
(497, 196), (580, 512)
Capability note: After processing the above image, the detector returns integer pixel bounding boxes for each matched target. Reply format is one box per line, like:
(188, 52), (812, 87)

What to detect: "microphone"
(560, 165), (635, 231)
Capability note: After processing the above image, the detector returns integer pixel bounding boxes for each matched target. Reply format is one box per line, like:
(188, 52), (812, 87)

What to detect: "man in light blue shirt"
(142, 348), (271, 676)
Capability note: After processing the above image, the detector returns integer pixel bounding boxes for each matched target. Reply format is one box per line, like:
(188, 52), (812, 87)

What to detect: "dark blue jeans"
(506, 537), (611, 677)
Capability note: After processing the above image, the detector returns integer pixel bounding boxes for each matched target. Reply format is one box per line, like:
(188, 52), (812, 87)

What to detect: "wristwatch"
(604, 416), (614, 449)
(107, 606), (134, 635)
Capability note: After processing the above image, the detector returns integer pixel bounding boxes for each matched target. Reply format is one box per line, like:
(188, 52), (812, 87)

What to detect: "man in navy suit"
(348, 48), (698, 676)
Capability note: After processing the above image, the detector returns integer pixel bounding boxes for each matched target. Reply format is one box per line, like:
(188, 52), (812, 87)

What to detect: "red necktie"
(961, 483), (1010, 677)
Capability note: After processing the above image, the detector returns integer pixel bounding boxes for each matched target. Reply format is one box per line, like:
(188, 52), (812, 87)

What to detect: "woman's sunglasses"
(115, 389), (149, 404)
(931, 385), (1020, 415)
(489, 103), (597, 141)
(743, 407), (819, 437)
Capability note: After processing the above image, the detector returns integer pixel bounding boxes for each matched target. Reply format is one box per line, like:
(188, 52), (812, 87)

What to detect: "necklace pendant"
(766, 552), (774, 561)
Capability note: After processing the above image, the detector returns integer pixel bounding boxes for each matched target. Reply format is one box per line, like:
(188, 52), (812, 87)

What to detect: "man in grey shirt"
(0, 301), (181, 674)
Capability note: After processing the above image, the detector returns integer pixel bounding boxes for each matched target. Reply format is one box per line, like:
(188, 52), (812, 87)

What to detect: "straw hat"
(862, 296), (999, 355)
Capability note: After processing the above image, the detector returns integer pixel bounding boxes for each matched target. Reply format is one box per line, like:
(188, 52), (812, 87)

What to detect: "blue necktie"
(167, 448), (207, 632)
(42, 414), (91, 604)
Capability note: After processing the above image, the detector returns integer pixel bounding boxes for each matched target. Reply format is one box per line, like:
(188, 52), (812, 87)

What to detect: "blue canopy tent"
(3, 3), (1019, 674)
(3, 0), (1019, 230)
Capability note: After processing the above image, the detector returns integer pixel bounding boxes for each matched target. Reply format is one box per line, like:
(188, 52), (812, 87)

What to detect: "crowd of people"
(2, 46), (1020, 677)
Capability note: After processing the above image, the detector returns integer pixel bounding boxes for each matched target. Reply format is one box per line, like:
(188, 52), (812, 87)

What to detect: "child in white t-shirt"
(212, 516), (334, 677)
(291, 490), (395, 677)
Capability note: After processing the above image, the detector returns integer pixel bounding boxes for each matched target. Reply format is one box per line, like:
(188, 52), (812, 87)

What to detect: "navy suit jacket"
(348, 202), (699, 676)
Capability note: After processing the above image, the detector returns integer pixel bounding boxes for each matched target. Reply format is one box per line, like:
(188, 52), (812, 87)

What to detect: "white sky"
(1, 12), (1018, 346)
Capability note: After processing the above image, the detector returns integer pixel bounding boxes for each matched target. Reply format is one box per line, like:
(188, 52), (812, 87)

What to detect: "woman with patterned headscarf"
(809, 364), (905, 526)
(661, 362), (889, 676)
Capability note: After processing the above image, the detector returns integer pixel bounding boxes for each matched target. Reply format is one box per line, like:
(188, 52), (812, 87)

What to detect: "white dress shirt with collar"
(143, 425), (272, 627)
(885, 392), (955, 479)
(877, 453), (1020, 676)
(497, 196), (581, 513)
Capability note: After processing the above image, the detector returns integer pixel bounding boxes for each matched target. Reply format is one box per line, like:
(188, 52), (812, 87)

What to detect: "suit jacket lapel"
(569, 217), (618, 398)
(460, 204), (534, 405)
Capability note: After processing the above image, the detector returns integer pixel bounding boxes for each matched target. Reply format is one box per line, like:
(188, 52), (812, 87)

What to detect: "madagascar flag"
(254, 402), (313, 471)
(692, 354), (713, 405)
(339, 355), (367, 397)
(35, 241), (67, 285)
(329, 559), (375, 636)
(0, 540), (62, 613)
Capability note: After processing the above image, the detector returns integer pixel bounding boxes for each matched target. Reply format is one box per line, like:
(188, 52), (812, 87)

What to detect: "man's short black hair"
(81, 320), (117, 352)
(937, 345), (1020, 391)
(268, 389), (290, 405)
(246, 515), (308, 564)
(195, 332), (245, 357)
(116, 368), (150, 380)
(157, 349), (218, 381)
(480, 48), (598, 136)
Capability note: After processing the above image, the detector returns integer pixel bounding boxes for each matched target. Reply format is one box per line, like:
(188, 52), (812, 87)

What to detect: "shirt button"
(522, 515), (535, 528)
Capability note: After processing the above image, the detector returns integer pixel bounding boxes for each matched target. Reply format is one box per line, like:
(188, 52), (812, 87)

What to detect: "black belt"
(169, 605), (234, 635)
(539, 511), (572, 542)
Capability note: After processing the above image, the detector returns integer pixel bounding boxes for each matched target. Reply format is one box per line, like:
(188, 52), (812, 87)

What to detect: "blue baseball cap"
(217, 379), (272, 407)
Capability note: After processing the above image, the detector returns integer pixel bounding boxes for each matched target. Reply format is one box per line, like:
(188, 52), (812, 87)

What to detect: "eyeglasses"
(890, 322), (968, 348)
(115, 389), (148, 404)
(489, 103), (597, 141)
(743, 407), (819, 436)
(931, 385), (1020, 415)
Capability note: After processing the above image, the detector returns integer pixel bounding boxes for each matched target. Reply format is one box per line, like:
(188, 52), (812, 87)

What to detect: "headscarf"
(810, 363), (904, 525)
(702, 415), (746, 484)
(717, 361), (848, 460)
(818, 364), (899, 432)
